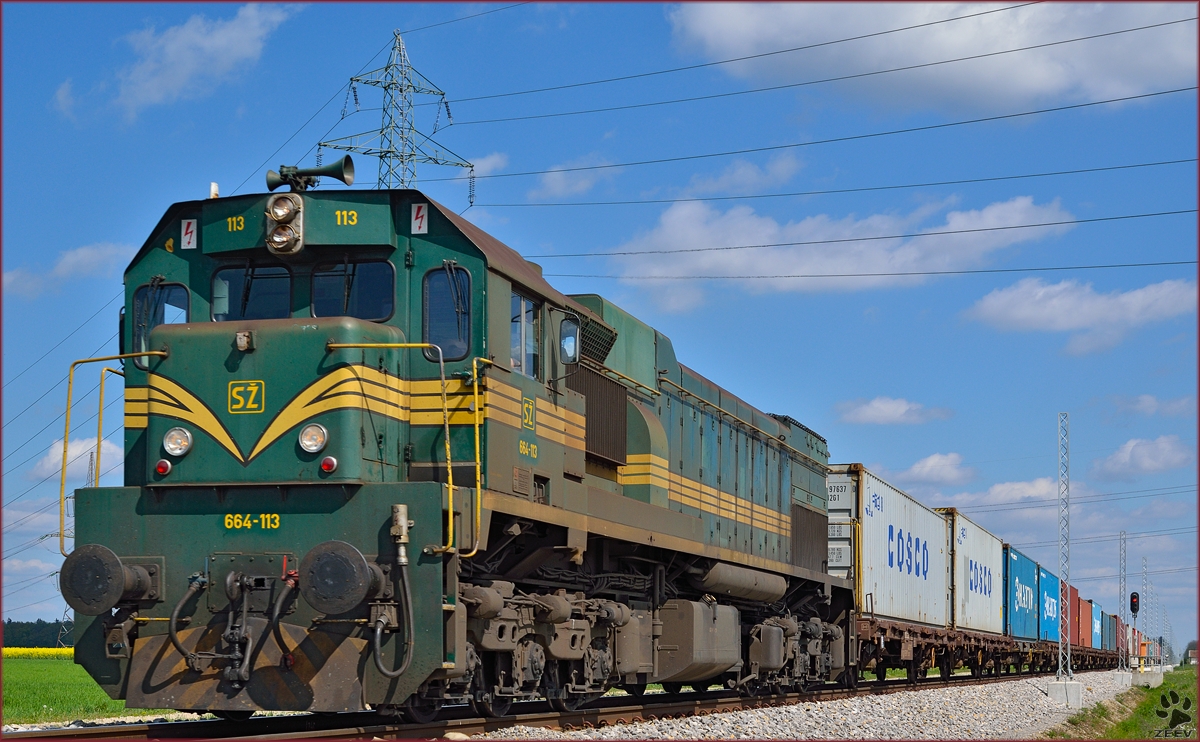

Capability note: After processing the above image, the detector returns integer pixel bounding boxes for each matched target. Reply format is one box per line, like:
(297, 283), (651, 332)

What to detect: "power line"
(544, 260), (1196, 282)
(1013, 526), (1197, 549)
(1072, 566), (1197, 583)
(3, 390), (124, 486)
(446, 2), (1043, 104)
(423, 87), (1198, 183)
(2, 292), (121, 390)
(454, 18), (1197, 126)
(527, 208), (1197, 259)
(962, 484), (1196, 514)
(3, 425), (124, 520)
(2, 595), (64, 616)
(2, 332), (119, 430)
(478, 158), (1197, 208)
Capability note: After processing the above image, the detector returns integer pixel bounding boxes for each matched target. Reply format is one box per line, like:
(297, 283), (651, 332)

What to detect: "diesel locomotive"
(57, 157), (855, 720)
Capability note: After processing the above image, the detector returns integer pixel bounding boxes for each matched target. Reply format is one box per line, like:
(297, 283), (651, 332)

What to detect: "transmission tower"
(56, 604), (73, 648)
(1057, 412), (1072, 679)
(1118, 531), (1126, 670)
(320, 30), (474, 197)
(1140, 556), (1148, 669)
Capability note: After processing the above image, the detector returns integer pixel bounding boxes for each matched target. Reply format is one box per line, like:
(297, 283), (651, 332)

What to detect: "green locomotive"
(58, 157), (854, 720)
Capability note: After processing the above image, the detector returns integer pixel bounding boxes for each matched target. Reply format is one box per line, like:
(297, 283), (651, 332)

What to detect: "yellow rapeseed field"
(2, 647), (73, 659)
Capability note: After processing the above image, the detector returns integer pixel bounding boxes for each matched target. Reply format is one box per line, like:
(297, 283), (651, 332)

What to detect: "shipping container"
(937, 508), (1004, 634)
(1004, 545), (1039, 640)
(1091, 602), (1103, 648)
(827, 464), (948, 627)
(1106, 613), (1117, 651)
(1117, 615), (1126, 654)
(1039, 566), (1060, 642)
(1068, 584), (1081, 645)
(1076, 594), (1092, 648)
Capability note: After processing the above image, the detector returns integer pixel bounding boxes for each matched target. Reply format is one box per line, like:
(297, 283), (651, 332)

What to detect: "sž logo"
(1013, 576), (1035, 612)
(968, 558), (992, 597)
(887, 524), (930, 580)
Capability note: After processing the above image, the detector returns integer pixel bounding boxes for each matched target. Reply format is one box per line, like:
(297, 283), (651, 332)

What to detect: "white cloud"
(669, 3), (1198, 114)
(615, 196), (1071, 310)
(471, 152), (509, 177)
(929, 476), (1059, 510)
(966, 278), (1197, 354)
(894, 452), (975, 486)
(1113, 394), (1194, 417)
(4, 558), (57, 574)
(528, 154), (619, 198)
(53, 79), (76, 122)
(683, 153), (802, 196)
(30, 438), (124, 481)
(116, 4), (291, 119)
(1091, 435), (1193, 480)
(3, 243), (134, 298)
(837, 396), (952, 424)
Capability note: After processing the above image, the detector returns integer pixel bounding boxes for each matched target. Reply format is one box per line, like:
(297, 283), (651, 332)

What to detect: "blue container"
(1090, 601), (1103, 648)
(1039, 566), (1060, 642)
(1102, 612), (1115, 651)
(1004, 545), (1040, 640)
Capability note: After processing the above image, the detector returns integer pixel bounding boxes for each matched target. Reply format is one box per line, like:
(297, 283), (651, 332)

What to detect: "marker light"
(320, 456), (338, 473)
(299, 423), (328, 453)
(267, 194), (301, 223)
(268, 224), (299, 252)
(155, 459), (172, 476)
(163, 427), (193, 457)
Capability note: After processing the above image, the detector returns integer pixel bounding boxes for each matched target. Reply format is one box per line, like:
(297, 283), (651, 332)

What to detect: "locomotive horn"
(266, 155), (355, 192)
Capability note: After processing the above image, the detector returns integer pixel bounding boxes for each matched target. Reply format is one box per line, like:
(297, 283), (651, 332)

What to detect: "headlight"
(163, 427), (193, 457)
(299, 423), (328, 453)
(267, 194), (301, 223)
(268, 224), (299, 251)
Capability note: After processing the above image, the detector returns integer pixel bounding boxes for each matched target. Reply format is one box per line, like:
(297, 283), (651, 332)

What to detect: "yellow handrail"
(461, 357), (495, 559)
(325, 342), (456, 554)
(61, 351), (167, 557)
(93, 368), (125, 481)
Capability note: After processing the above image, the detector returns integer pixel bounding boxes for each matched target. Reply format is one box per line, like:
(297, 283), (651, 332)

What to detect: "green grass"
(1, 658), (173, 725)
(1105, 665), (1198, 739)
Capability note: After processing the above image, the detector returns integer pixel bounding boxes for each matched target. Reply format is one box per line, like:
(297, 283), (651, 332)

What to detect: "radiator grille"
(791, 503), (829, 572)
(566, 366), (627, 465)
(579, 317), (618, 363)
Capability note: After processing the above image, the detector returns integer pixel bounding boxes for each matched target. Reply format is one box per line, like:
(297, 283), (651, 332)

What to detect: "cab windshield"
(212, 265), (291, 321)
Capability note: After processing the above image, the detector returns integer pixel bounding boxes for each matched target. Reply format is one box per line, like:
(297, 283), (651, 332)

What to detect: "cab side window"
(423, 262), (470, 362)
(510, 291), (540, 379)
(132, 282), (189, 368)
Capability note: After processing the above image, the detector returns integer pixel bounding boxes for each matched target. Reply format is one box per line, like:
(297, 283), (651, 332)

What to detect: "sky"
(2, 3), (1196, 653)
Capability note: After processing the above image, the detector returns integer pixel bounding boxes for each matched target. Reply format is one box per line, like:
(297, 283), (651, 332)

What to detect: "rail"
(59, 351), (167, 557)
(325, 342), (456, 554)
(657, 376), (828, 472)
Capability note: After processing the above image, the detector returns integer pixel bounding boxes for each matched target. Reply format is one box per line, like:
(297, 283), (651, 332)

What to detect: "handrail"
(461, 357), (495, 559)
(94, 368), (125, 481)
(581, 358), (660, 397)
(325, 342), (456, 554)
(657, 376), (828, 472)
(61, 351), (167, 557)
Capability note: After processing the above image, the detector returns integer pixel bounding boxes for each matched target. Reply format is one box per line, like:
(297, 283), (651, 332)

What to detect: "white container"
(937, 508), (1004, 635)
(827, 464), (948, 628)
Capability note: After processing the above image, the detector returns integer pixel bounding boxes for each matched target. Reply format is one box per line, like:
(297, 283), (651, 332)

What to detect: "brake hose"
(270, 578), (296, 668)
(372, 564), (415, 678)
(168, 577), (206, 665)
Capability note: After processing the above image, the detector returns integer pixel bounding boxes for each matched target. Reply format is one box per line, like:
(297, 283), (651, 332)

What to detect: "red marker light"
(155, 459), (172, 476)
(320, 456), (338, 473)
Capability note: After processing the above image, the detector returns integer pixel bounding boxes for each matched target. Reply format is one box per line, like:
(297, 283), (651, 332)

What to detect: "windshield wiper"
(238, 261), (255, 318)
(341, 254), (356, 315)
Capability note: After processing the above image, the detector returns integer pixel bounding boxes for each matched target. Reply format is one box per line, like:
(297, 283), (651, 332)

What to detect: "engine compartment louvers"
(579, 316), (618, 363)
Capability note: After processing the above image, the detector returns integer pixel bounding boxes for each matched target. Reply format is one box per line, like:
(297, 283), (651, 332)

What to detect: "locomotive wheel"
(402, 694), (443, 724)
(212, 710), (254, 721)
(661, 682), (685, 695)
(470, 695), (512, 719)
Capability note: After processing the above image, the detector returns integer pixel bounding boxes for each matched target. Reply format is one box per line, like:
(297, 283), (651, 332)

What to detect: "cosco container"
(1039, 566), (1060, 642)
(1075, 594), (1092, 648)
(1003, 545), (1039, 640)
(827, 464), (948, 627)
(936, 508), (1004, 634)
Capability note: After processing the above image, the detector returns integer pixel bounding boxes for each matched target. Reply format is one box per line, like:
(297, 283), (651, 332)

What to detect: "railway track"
(7, 669), (1068, 740)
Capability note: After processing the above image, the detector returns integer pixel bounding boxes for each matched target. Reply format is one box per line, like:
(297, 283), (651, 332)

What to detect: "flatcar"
(57, 157), (855, 720)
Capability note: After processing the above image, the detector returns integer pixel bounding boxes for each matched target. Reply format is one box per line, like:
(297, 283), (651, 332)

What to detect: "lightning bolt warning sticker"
(181, 219), (197, 250)
(411, 204), (428, 235)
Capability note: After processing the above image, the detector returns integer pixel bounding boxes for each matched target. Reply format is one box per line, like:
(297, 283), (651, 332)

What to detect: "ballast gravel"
(477, 670), (1130, 740)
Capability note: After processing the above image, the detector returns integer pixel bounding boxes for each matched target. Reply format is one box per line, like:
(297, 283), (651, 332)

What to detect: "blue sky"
(3, 3), (1196, 651)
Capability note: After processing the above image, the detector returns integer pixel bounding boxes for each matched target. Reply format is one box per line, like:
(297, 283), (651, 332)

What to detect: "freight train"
(56, 157), (1117, 721)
